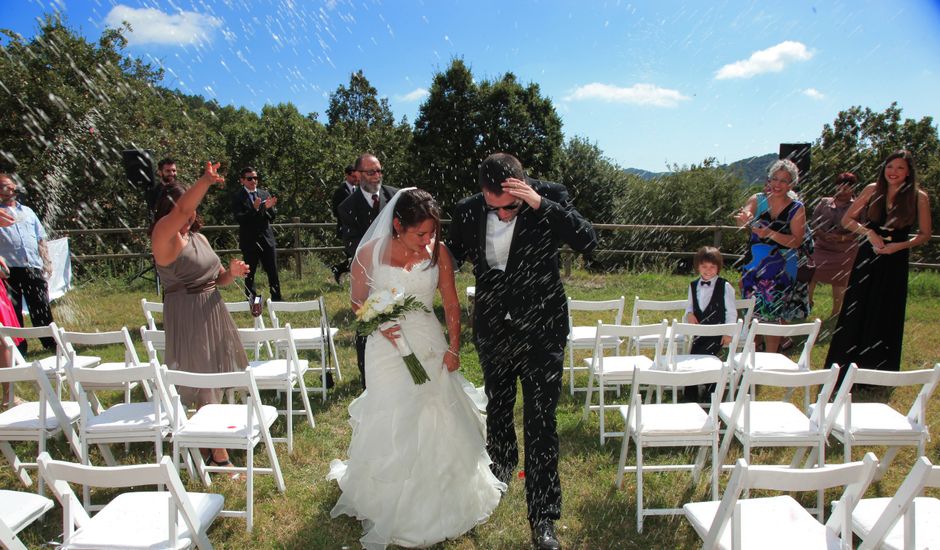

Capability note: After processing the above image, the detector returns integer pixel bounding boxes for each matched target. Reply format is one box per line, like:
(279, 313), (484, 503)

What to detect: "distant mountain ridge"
(625, 153), (778, 185)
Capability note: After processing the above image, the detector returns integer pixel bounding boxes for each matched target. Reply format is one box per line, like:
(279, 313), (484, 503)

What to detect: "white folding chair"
(565, 296), (625, 395)
(141, 298), (163, 331)
(223, 300), (273, 360)
(717, 367), (839, 518)
(0, 489), (53, 550)
(38, 452), (223, 550)
(731, 319), (822, 404)
(0, 360), (82, 494)
(71, 361), (173, 508)
(733, 319), (821, 374)
(163, 367), (285, 532)
(852, 456), (940, 550)
(1, 323), (96, 394)
(582, 321), (668, 445)
(238, 326), (315, 453)
(140, 327), (165, 364)
(684, 452), (879, 550)
(662, 320), (742, 402)
(627, 297), (689, 354)
(616, 365), (729, 532)
(267, 297), (342, 398)
(58, 327), (151, 407)
(140, 298), (165, 352)
(816, 363), (940, 481)
(733, 297), (756, 352)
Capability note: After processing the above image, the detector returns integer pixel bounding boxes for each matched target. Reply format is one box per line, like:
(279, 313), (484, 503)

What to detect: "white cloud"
(802, 88), (825, 100)
(715, 41), (813, 80)
(564, 83), (690, 108)
(104, 5), (222, 46)
(396, 88), (429, 102)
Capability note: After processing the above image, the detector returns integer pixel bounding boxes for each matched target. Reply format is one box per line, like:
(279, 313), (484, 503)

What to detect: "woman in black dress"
(825, 150), (932, 380)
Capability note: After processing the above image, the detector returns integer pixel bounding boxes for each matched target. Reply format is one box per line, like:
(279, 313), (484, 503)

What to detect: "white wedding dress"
(327, 257), (505, 549)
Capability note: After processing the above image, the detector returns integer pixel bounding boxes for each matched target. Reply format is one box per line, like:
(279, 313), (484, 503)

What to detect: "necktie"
(249, 191), (257, 203)
(371, 193), (380, 217)
(700, 280), (712, 287)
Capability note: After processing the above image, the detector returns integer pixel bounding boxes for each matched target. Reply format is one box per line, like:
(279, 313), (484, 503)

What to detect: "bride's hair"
(393, 188), (442, 267)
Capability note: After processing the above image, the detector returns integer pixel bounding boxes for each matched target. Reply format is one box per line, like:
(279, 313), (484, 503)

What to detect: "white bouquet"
(354, 288), (431, 385)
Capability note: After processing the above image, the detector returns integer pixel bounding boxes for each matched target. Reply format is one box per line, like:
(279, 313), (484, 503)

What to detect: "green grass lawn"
(4, 259), (940, 549)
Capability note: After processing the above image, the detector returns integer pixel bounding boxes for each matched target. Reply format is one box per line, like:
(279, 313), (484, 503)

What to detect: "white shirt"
(485, 211), (516, 271)
(685, 278), (737, 324)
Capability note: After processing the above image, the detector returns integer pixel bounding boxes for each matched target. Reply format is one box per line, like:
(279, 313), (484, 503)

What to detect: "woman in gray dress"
(150, 162), (250, 468)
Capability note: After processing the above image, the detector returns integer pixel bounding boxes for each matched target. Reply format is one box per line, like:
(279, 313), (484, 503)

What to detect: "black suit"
(331, 181), (355, 237)
(447, 178), (596, 528)
(232, 187), (281, 301)
(330, 181), (356, 276)
(337, 185), (399, 389)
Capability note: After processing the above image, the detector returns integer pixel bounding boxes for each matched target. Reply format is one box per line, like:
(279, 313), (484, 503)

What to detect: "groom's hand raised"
(501, 178), (541, 210)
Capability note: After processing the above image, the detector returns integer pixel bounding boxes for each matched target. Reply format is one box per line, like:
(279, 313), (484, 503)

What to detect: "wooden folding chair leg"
(874, 447), (900, 481)
(0, 441), (32, 487)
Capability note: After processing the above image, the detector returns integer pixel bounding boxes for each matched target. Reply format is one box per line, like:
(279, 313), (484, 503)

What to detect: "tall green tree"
(476, 73), (563, 181)
(326, 70), (395, 150)
(325, 70), (411, 188)
(410, 59), (481, 212)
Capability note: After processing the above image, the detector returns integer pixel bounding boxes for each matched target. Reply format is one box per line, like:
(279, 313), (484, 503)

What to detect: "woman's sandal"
(205, 455), (241, 481)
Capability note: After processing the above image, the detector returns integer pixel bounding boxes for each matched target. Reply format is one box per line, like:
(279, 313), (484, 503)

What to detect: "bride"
(327, 188), (505, 549)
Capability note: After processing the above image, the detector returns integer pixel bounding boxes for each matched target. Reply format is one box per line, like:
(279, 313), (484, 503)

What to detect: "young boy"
(683, 246), (737, 401)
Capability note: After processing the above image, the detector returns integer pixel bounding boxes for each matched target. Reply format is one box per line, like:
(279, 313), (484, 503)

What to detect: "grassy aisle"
(5, 262), (940, 549)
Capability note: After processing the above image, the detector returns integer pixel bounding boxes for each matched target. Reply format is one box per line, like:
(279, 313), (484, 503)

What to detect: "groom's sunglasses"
(484, 201), (522, 213)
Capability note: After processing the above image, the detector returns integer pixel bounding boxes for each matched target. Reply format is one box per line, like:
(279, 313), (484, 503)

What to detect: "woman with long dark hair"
(150, 162), (250, 468)
(825, 150), (932, 376)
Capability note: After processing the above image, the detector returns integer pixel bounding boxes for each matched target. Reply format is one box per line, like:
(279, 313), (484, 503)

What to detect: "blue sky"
(6, 0), (940, 171)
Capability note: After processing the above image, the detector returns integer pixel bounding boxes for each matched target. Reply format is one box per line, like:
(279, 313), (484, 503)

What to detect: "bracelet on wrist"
(445, 349), (459, 358)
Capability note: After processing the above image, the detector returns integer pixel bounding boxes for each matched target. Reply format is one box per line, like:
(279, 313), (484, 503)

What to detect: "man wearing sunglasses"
(232, 166), (281, 302)
(447, 152), (596, 550)
(337, 153), (398, 389)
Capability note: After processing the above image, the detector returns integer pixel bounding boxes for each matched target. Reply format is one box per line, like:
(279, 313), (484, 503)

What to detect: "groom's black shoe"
(531, 521), (560, 550)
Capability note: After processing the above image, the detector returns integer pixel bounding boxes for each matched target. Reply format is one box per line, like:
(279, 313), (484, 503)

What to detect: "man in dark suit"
(337, 153), (398, 389)
(330, 163), (358, 283)
(232, 166), (281, 301)
(447, 152), (596, 550)
(145, 157), (177, 214)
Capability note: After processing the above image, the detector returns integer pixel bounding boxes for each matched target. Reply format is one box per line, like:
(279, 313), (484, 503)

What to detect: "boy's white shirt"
(685, 276), (737, 324)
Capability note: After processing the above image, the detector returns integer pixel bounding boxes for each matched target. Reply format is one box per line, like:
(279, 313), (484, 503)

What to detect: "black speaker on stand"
(779, 142), (812, 190)
(121, 149), (160, 292)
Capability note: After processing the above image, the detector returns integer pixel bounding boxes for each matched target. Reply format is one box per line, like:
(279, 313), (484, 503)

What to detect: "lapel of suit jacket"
(380, 186), (395, 209)
(475, 197), (490, 271)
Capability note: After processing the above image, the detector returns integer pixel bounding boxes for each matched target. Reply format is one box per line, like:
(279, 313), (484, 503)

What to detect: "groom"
(448, 153), (596, 549)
